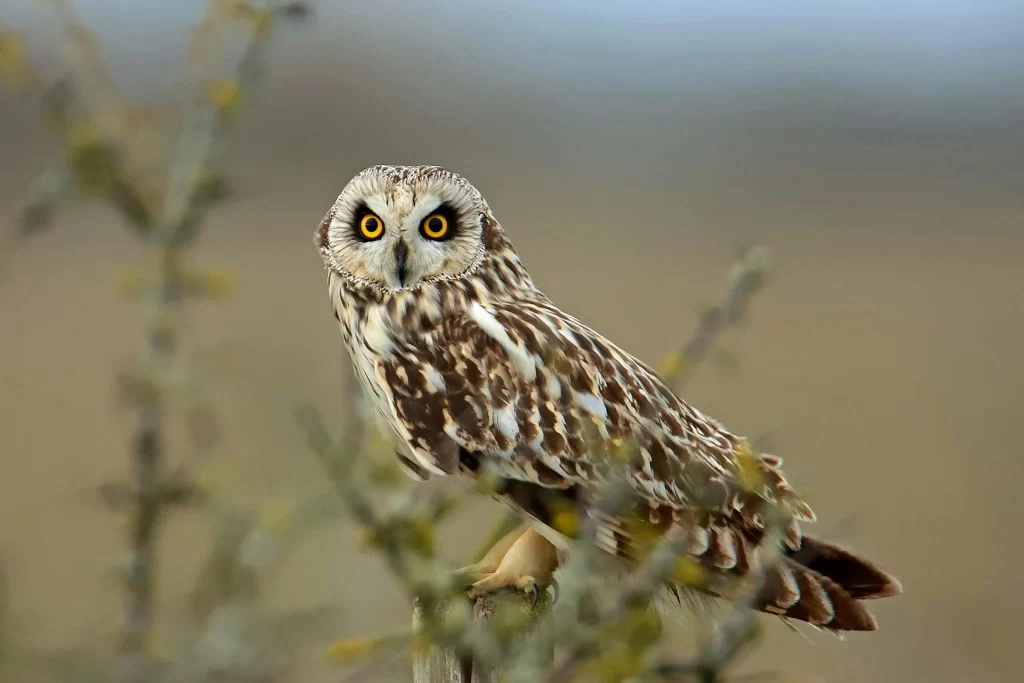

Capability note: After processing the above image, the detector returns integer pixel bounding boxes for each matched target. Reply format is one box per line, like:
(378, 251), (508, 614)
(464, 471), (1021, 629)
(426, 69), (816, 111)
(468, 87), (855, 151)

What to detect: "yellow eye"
(359, 213), (384, 240)
(421, 213), (448, 239)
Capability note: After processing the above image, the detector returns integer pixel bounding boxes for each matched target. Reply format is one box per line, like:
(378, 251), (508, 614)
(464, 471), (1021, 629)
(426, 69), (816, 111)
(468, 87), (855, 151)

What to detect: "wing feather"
(376, 297), (812, 534)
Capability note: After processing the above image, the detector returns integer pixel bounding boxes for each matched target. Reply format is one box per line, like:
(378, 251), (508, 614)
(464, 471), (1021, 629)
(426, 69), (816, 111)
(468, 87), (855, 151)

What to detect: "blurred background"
(1, 1), (1022, 681)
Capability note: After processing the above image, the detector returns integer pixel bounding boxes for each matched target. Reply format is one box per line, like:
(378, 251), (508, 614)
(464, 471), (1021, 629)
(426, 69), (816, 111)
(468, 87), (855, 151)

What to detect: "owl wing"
(376, 296), (811, 524)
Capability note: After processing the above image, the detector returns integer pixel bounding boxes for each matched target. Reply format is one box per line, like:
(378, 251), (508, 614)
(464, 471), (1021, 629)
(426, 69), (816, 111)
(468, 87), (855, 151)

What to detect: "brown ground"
(1, 7), (1023, 681)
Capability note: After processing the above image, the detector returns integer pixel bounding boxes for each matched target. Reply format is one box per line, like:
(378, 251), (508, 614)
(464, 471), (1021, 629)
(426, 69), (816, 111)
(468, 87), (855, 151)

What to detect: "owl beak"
(394, 240), (409, 286)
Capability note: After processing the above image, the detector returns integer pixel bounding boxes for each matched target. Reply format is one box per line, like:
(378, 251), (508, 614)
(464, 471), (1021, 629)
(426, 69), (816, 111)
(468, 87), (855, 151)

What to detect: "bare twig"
(664, 246), (772, 390)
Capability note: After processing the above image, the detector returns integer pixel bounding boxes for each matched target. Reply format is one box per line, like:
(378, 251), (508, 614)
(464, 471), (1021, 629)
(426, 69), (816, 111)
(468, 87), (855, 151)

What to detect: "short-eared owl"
(316, 165), (901, 631)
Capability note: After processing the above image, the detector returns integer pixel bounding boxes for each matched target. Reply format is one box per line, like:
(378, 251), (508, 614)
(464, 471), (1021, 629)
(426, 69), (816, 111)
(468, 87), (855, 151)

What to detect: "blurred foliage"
(2, 2), (323, 683)
(298, 388), (788, 682)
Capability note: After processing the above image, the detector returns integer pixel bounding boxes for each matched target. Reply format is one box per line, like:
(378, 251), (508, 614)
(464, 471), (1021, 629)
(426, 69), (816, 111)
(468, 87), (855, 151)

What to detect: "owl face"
(319, 165), (490, 292)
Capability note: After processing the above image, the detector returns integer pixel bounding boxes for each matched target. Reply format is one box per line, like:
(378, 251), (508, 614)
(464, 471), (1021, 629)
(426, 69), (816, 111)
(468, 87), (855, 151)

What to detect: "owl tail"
(754, 536), (902, 631)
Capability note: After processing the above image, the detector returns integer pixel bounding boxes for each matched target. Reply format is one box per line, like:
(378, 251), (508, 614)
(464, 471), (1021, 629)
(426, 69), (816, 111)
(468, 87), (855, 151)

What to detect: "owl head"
(317, 165), (506, 292)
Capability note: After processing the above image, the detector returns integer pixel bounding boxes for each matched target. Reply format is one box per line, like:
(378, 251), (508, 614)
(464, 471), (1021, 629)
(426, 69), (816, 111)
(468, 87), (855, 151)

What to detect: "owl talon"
(468, 573), (546, 604)
(518, 576), (540, 606)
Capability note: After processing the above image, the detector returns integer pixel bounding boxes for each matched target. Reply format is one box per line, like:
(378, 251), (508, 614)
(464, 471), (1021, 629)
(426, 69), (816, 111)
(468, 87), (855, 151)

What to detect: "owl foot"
(469, 574), (544, 605)
(462, 526), (560, 605)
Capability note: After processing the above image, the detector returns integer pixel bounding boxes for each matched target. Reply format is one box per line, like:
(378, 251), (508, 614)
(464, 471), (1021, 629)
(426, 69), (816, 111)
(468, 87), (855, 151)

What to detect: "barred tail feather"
(755, 536), (902, 631)
(791, 536), (903, 600)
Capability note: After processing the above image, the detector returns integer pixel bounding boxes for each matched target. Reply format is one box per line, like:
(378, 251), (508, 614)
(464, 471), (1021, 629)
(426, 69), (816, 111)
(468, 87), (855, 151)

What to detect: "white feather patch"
(409, 447), (449, 476)
(468, 302), (536, 383)
(423, 365), (446, 393)
(575, 392), (608, 419)
(494, 403), (519, 439)
(363, 306), (394, 357)
(545, 373), (562, 398)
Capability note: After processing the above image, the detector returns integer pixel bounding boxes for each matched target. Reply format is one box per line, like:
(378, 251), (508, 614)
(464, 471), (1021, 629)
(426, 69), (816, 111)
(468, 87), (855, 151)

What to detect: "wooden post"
(413, 589), (553, 683)
(413, 596), (471, 683)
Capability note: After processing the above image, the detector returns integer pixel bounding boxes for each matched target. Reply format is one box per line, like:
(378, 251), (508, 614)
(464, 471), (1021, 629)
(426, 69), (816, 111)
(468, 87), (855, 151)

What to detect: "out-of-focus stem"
(119, 249), (180, 683)
(664, 245), (772, 390)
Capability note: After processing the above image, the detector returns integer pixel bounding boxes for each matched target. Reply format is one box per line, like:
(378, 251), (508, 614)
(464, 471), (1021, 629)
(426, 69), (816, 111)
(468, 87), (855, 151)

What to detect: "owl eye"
(358, 213), (384, 240)
(421, 213), (449, 240)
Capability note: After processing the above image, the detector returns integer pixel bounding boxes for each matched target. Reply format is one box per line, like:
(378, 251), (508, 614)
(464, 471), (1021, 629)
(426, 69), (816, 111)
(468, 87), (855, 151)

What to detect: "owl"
(316, 165), (901, 631)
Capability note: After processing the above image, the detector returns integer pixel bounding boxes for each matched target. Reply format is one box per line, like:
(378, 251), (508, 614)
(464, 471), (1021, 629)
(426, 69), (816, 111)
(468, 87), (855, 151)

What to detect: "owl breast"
(329, 272), (409, 448)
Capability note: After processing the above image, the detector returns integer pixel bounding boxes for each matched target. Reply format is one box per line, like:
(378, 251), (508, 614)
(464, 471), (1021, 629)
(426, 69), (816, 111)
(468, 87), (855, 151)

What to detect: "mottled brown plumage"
(316, 165), (901, 631)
